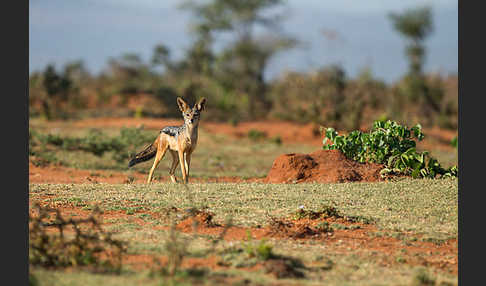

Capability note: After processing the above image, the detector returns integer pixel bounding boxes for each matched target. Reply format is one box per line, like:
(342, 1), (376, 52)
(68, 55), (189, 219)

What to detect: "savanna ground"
(29, 117), (458, 286)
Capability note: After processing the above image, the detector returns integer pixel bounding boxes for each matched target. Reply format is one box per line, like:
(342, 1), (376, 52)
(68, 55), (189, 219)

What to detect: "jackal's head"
(177, 97), (207, 126)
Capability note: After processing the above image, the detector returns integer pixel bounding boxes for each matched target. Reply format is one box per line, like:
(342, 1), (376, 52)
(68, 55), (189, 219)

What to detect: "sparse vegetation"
(243, 235), (275, 261)
(29, 203), (126, 272)
(29, 126), (155, 167)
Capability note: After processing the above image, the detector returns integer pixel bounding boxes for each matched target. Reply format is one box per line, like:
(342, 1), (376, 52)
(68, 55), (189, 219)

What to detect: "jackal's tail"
(128, 137), (159, 168)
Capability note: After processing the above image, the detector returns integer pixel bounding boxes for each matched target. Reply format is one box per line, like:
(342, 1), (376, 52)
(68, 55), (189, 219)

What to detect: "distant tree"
(185, 31), (215, 76)
(40, 64), (74, 119)
(108, 53), (145, 78)
(151, 44), (172, 72)
(324, 65), (347, 125)
(61, 60), (91, 109)
(389, 6), (433, 75)
(63, 60), (90, 84)
(107, 53), (154, 94)
(180, 0), (296, 119)
(389, 6), (442, 125)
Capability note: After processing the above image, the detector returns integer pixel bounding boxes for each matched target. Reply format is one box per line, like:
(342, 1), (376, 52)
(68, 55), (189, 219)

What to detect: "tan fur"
(143, 97), (206, 184)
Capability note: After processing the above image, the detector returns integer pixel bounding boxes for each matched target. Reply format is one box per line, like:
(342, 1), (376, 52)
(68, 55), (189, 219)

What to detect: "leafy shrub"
(322, 119), (457, 178)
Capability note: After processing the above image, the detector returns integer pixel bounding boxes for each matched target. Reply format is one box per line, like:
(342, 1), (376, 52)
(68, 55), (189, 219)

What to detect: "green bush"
(322, 119), (457, 178)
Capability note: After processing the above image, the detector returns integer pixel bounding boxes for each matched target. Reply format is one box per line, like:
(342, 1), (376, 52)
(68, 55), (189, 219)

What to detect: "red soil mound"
(265, 149), (384, 183)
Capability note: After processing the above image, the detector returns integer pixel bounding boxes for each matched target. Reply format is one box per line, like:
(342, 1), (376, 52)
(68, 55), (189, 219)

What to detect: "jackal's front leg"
(185, 152), (192, 179)
(178, 150), (188, 184)
(169, 151), (179, 183)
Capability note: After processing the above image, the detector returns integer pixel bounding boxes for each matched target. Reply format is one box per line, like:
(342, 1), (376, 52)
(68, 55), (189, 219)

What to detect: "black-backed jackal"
(128, 97), (207, 184)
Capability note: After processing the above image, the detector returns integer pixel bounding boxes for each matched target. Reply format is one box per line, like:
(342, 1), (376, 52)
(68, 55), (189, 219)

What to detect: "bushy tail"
(128, 137), (159, 168)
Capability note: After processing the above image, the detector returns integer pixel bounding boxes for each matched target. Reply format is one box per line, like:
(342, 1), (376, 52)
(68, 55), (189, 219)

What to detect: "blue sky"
(29, 0), (457, 83)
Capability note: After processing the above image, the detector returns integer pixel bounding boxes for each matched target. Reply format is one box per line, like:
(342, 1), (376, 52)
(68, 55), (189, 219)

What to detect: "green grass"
(30, 179), (457, 286)
(30, 179), (457, 238)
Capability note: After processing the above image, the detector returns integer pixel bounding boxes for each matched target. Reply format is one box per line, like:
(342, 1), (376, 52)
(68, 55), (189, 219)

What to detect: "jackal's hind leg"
(147, 141), (168, 183)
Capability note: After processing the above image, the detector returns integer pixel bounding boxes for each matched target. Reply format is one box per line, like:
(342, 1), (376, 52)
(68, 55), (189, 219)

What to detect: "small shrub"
(228, 117), (239, 127)
(247, 129), (267, 141)
(30, 153), (58, 167)
(293, 205), (342, 220)
(134, 106), (144, 118)
(29, 273), (39, 286)
(271, 136), (282, 145)
(161, 224), (190, 277)
(240, 231), (275, 261)
(243, 238), (275, 261)
(396, 256), (406, 263)
(344, 215), (375, 225)
(315, 221), (334, 233)
(412, 267), (436, 286)
(451, 136), (458, 149)
(330, 223), (348, 230)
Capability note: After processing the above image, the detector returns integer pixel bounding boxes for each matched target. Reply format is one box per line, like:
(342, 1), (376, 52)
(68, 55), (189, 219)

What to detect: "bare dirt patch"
(265, 149), (384, 183)
(29, 161), (263, 184)
(175, 213), (457, 274)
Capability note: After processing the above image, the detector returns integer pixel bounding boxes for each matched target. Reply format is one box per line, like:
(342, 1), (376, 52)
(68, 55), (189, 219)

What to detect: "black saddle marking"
(161, 126), (183, 137)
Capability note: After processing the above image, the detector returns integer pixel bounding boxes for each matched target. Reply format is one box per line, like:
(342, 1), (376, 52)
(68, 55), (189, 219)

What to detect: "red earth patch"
(265, 149), (384, 183)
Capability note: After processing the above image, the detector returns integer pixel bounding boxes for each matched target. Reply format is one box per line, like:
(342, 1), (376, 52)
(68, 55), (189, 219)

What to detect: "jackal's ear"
(196, 97), (207, 111)
(177, 97), (190, 112)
